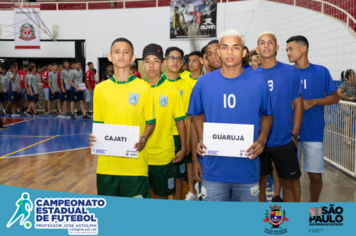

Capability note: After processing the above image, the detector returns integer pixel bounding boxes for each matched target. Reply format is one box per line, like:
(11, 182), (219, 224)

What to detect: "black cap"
(143, 44), (163, 60)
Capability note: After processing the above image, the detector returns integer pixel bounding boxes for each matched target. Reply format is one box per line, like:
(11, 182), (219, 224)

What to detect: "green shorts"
(97, 174), (151, 198)
(173, 135), (187, 178)
(185, 152), (193, 163)
(149, 162), (176, 197)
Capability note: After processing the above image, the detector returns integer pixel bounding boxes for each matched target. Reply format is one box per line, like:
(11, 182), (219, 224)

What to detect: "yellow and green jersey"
(167, 73), (193, 135)
(144, 74), (186, 165)
(93, 75), (155, 177)
(179, 69), (190, 78)
(186, 71), (205, 88)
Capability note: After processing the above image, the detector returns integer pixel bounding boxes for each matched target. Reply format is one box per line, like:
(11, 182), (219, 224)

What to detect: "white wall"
(0, 0), (355, 80)
(0, 41), (75, 58)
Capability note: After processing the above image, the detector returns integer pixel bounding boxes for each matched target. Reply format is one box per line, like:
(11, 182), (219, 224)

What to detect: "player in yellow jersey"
(89, 38), (156, 198)
(181, 50), (204, 200)
(164, 46), (193, 200)
(142, 43), (187, 199)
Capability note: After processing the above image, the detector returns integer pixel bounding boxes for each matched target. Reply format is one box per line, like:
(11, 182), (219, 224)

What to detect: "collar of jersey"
(110, 74), (136, 84)
(189, 71), (204, 80)
(167, 73), (181, 82)
(144, 74), (167, 88)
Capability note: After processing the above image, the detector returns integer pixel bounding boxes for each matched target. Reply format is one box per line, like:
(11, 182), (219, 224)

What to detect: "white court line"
(3, 147), (91, 159)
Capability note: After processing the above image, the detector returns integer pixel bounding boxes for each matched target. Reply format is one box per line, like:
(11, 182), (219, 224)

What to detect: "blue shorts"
(28, 94), (38, 102)
(297, 142), (325, 173)
(85, 89), (93, 102)
(71, 91), (84, 102)
(201, 180), (259, 202)
(50, 91), (60, 101)
(60, 90), (71, 101)
(21, 89), (27, 101)
(7, 91), (18, 102)
(43, 88), (50, 101)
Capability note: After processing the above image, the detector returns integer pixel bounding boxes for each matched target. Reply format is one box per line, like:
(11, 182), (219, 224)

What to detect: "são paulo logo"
(263, 205), (289, 235)
(309, 204), (344, 226)
(19, 22), (36, 41)
(7, 192), (107, 235)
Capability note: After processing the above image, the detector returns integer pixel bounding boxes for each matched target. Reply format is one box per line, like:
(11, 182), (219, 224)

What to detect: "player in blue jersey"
(286, 35), (339, 202)
(254, 31), (304, 202)
(189, 29), (273, 202)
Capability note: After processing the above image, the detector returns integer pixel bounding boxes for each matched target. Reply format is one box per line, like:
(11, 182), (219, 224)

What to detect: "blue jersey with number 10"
(296, 64), (337, 142)
(188, 69), (273, 184)
(253, 62), (303, 147)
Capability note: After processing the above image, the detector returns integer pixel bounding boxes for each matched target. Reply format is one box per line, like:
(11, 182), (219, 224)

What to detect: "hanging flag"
(14, 4), (41, 49)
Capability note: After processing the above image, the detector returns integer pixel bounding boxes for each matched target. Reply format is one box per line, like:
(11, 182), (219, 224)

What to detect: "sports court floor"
(0, 116), (355, 201)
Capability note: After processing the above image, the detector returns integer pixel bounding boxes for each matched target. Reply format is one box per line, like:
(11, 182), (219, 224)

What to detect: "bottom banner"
(0, 185), (352, 235)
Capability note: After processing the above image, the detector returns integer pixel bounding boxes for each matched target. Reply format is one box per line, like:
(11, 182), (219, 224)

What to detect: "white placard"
(203, 122), (254, 158)
(78, 83), (86, 90)
(91, 123), (140, 158)
(14, 4), (41, 49)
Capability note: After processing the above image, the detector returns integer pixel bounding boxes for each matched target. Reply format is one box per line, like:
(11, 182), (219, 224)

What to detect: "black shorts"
(50, 91), (60, 101)
(260, 141), (301, 180)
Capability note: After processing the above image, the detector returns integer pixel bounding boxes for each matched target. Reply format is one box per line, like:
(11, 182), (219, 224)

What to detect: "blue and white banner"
(0, 185), (353, 235)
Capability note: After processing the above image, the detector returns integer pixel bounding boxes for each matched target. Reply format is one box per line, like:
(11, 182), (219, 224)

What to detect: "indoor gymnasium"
(0, 0), (355, 203)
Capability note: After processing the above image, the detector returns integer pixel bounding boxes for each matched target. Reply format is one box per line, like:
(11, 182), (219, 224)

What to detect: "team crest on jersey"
(159, 95), (168, 107)
(180, 164), (185, 173)
(168, 178), (174, 189)
(179, 90), (183, 96)
(129, 93), (139, 106)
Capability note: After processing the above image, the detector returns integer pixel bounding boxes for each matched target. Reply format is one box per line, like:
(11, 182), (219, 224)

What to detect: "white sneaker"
(185, 191), (198, 201)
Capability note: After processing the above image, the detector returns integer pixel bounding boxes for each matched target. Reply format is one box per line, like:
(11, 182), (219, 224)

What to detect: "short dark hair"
(207, 40), (219, 48)
(189, 51), (202, 58)
(63, 60), (68, 64)
(201, 45), (208, 55)
(23, 64), (28, 68)
(29, 64), (36, 72)
(130, 62), (137, 69)
(165, 47), (184, 58)
(107, 64), (113, 68)
(47, 63), (52, 67)
(286, 35), (309, 49)
(244, 46), (249, 53)
(10, 64), (16, 69)
(74, 60), (81, 64)
(52, 62), (58, 66)
(249, 49), (258, 57)
(111, 37), (134, 53)
(93, 68), (97, 74)
(87, 62), (93, 66)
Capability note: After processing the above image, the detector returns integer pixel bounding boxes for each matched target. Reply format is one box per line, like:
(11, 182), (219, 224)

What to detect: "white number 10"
(224, 94), (236, 108)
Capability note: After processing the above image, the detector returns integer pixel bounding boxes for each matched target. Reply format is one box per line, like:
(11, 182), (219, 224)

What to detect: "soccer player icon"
(7, 192), (33, 228)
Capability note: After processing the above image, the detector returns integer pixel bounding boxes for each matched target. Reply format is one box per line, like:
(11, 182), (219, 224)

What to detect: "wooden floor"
(0, 148), (189, 198)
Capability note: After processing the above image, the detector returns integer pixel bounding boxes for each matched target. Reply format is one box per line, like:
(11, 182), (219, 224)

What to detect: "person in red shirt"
(85, 62), (95, 116)
(130, 62), (141, 79)
(42, 63), (52, 114)
(18, 64), (30, 112)
(185, 5), (216, 35)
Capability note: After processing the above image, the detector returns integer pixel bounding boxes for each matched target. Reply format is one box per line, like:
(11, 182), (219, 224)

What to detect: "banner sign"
(170, 0), (217, 39)
(14, 4), (41, 49)
(0, 185), (354, 236)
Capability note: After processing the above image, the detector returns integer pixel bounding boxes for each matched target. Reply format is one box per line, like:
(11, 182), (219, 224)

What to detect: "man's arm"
(191, 120), (203, 182)
(134, 123), (155, 152)
(303, 91), (340, 110)
(28, 79), (33, 96)
(85, 72), (92, 92)
(48, 75), (54, 94)
(247, 115), (273, 159)
(292, 96), (304, 146)
(174, 120), (187, 163)
(193, 113), (206, 156)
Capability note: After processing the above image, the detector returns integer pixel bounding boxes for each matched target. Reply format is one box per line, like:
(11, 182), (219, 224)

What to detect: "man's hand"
(193, 160), (203, 183)
(90, 90), (93, 94)
(197, 140), (207, 156)
(51, 89), (54, 95)
(134, 135), (146, 152)
(173, 150), (185, 163)
(30, 92), (33, 96)
(349, 96), (356, 101)
(303, 99), (317, 110)
(292, 136), (298, 148)
(246, 138), (266, 160)
(62, 88), (66, 93)
(76, 87), (80, 91)
(185, 145), (191, 156)
(89, 134), (96, 150)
